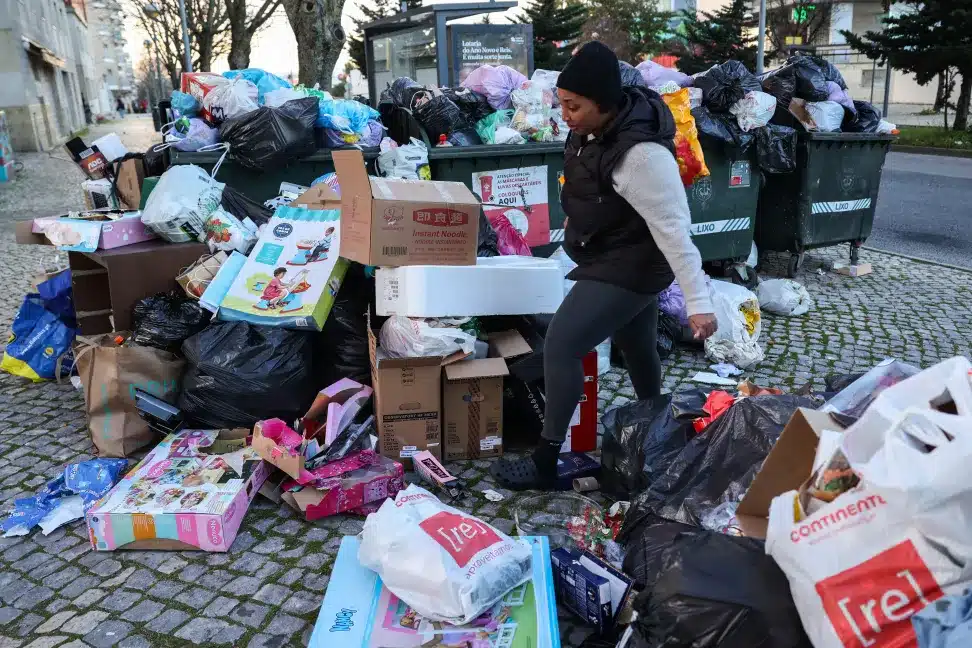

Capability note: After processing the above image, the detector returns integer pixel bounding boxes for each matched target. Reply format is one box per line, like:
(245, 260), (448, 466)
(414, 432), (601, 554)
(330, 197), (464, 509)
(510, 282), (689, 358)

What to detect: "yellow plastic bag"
(661, 88), (710, 186)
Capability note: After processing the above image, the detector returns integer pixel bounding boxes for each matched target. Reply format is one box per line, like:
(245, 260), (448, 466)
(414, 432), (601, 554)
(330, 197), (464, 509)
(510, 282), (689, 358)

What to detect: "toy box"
(181, 72), (227, 122)
(279, 453), (404, 521)
(86, 430), (269, 552)
(217, 205), (348, 330)
(26, 211), (156, 252)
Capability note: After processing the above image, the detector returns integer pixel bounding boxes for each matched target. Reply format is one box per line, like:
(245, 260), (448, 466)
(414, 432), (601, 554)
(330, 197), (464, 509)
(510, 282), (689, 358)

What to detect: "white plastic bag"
(703, 280), (763, 368)
(494, 126), (525, 145)
(141, 164), (224, 243)
(511, 81), (554, 141)
(805, 100), (845, 132)
(379, 316), (477, 358)
(358, 484), (532, 624)
(376, 137), (429, 180)
(203, 207), (258, 255)
(531, 69), (560, 105)
(877, 119), (897, 134)
(263, 87), (307, 108)
(203, 77), (259, 122)
(756, 278), (812, 316)
(730, 91), (777, 132)
(767, 407), (972, 648)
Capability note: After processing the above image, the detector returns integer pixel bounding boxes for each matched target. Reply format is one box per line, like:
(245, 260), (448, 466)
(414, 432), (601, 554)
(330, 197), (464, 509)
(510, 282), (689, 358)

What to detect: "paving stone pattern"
(3, 117), (972, 647)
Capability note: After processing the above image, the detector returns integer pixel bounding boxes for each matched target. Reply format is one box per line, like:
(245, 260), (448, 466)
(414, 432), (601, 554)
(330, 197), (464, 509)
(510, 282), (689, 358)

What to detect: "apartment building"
(86, 0), (134, 117)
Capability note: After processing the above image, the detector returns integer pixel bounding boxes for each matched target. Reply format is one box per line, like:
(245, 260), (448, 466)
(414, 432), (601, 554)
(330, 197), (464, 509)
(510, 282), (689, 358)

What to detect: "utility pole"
(756, 0), (767, 75)
(178, 0), (193, 73)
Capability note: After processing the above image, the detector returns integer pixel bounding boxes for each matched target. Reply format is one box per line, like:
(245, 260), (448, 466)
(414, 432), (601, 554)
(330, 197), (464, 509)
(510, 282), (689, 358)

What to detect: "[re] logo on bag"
(815, 540), (944, 648)
(419, 510), (501, 567)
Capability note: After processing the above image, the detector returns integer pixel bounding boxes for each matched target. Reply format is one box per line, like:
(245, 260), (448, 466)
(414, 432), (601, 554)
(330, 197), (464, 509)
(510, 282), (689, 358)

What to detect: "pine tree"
(517, 0), (587, 70)
(348, 0), (424, 78)
(676, 0), (756, 75)
(843, 0), (972, 130)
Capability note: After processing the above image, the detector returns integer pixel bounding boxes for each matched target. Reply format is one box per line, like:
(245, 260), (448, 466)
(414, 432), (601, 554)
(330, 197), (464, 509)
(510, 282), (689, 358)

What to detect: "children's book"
(310, 535), (560, 648)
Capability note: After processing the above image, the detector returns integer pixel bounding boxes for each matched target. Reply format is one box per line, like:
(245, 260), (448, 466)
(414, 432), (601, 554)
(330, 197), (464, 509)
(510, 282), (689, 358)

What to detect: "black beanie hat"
(556, 41), (623, 111)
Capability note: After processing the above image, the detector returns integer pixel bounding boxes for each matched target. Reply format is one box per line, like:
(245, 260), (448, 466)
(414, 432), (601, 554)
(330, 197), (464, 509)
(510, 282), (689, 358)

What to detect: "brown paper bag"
(76, 335), (186, 458)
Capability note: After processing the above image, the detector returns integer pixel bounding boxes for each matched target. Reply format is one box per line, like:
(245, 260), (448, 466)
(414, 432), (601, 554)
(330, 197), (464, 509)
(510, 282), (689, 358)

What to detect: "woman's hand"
(689, 313), (718, 341)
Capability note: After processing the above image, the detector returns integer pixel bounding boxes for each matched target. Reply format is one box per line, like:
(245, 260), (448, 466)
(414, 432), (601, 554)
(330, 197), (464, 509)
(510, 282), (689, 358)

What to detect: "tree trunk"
(228, 34), (252, 69)
(953, 72), (971, 132)
(282, 0), (346, 87)
(934, 72), (946, 111)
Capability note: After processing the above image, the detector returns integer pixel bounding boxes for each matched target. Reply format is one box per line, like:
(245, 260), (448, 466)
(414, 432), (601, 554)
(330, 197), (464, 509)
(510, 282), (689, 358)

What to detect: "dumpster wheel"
(787, 252), (805, 278)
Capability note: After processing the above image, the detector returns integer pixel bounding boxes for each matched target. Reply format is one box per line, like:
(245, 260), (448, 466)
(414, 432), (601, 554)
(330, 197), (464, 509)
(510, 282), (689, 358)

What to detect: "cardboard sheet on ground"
(472, 165), (550, 247)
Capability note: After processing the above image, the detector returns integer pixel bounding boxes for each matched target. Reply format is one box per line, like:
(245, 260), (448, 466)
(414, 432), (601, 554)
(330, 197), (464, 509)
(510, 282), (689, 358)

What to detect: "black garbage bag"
(441, 87), (493, 123)
(798, 54), (847, 89)
(312, 262), (373, 389)
(600, 387), (705, 500)
(378, 104), (427, 146)
(625, 516), (812, 648)
(843, 100), (882, 133)
(478, 211), (500, 257)
(219, 97), (317, 171)
(381, 77), (426, 109)
(763, 58), (829, 103)
(693, 61), (762, 113)
(130, 292), (210, 353)
(760, 71), (796, 111)
(221, 185), (273, 228)
(693, 106), (754, 150)
(179, 321), (315, 428)
(620, 61), (648, 88)
(447, 127), (483, 147)
(756, 124), (797, 174)
(621, 394), (814, 534)
(656, 313), (683, 360)
(413, 94), (468, 144)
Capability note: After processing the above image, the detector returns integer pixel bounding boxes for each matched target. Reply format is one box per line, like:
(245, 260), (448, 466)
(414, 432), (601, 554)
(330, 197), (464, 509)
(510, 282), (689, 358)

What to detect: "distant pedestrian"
(116, 98), (126, 118)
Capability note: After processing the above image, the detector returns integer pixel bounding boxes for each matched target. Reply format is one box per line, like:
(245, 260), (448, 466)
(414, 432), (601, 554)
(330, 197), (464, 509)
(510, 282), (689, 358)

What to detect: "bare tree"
(281, 0), (347, 87)
(765, 0), (834, 62)
(224, 0), (285, 69)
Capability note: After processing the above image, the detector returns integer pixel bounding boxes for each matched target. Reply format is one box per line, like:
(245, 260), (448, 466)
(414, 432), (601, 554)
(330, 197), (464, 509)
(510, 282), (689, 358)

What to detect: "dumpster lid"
(804, 131), (896, 142)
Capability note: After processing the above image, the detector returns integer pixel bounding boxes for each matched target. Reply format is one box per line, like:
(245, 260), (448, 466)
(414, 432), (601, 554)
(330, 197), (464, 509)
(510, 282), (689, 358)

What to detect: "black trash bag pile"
(379, 77), (431, 145)
(413, 94), (468, 144)
(381, 77), (426, 110)
(179, 321), (316, 428)
(761, 56), (830, 103)
(130, 292), (210, 353)
(441, 87), (493, 123)
(843, 100), (882, 133)
(622, 515), (812, 648)
(620, 394), (815, 533)
(313, 263), (373, 389)
(221, 185), (273, 228)
(600, 387), (705, 500)
(693, 106), (754, 150)
(620, 61), (649, 88)
(693, 61), (762, 113)
(760, 71), (796, 112)
(756, 124), (798, 174)
(219, 97), (318, 170)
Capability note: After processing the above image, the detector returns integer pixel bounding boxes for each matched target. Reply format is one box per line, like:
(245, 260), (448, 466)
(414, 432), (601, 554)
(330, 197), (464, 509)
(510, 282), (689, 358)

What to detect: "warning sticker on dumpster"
(729, 161), (751, 188)
(472, 166), (550, 247)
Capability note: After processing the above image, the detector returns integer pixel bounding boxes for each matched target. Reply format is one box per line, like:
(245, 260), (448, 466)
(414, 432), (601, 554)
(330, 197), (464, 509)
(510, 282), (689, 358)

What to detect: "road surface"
(869, 152), (972, 269)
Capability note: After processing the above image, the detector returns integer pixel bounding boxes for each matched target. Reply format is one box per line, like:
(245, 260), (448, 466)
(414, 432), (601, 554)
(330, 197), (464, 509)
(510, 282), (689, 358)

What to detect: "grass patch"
(895, 125), (972, 150)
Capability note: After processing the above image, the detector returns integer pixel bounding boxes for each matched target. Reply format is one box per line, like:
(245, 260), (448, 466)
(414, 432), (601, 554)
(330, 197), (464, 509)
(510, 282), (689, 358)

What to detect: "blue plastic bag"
(36, 269), (76, 327)
(223, 68), (292, 103)
(1, 294), (76, 382)
(170, 90), (200, 118)
(317, 97), (379, 133)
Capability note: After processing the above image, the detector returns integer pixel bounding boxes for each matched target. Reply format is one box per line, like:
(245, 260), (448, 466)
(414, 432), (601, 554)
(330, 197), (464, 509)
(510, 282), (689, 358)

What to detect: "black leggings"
(541, 280), (661, 443)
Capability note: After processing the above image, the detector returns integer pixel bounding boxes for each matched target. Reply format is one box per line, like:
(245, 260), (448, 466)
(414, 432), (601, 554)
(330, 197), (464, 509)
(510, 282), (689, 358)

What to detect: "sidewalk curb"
(862, 245), (972, 274)
(891, 144), (972, 159)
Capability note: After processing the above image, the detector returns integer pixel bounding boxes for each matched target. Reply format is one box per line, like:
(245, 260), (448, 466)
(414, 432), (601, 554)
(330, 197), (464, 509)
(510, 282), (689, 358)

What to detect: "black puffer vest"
(561, 86), (678, 294)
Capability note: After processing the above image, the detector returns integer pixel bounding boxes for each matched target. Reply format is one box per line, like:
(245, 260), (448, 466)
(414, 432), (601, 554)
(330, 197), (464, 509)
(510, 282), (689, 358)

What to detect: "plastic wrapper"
(620, 394), (816, 535)
(461, 64), (527, 110)
(661, 89), (709, 186)
(317, 97), (379, 133)
(219, 97), (317, 170)
(692, 106), (754, 150)
(130, 292), (211, 353)
(475, 109), (518, 144)
(141, 164), (222, 243)
(170, 90), (200, 118)
(625, 518), (812, 648)
(376, 137), (430, 180)
(179, 321), (316, 429)
(843, 100), (882, 133)
(488, 213), (532, 256)
(756, 124), (797, 174)
(692, 60), (762, 113)
(222, 68), (292, 102)
(412, 93), (467, 143)
(203, 77), (259, 123)
(440, 86), (493, 122)
(637, 60), (692, 87)
(167, 117), (218, 152)
(359, 484), (533, 624)
(379, 316), (477, 358)
(446, 127), (482, 146)
(729, 90), (776, 132)
(821, 358), (921, 423)
(704, 280), (763, 368)
(511, 80), (554, 141)
(282, 455), (404, 519)
(619, 61), (649, 88)
(600, 389), (702, 500)
(756, 278), (812, 316)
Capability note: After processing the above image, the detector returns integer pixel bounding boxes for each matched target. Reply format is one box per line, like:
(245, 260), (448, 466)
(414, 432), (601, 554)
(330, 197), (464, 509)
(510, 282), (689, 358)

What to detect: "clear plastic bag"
(165, 117), (218, 152)
(202, 77), (259, 123)
(141, 164), (223, 243)
(511, 81), (554, 141)
(379, 316), (477, 358)
(729, 91), (777, 132)
(376, 137), (429, 180)
(755, 278), (813, 316)
(821, 359), (921, 422)
(704, 280), (763, 369)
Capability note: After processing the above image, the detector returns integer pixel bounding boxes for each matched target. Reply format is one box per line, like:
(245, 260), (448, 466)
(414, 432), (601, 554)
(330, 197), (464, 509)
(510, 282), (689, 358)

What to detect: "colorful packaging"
(661, 88), (710, 186)
(279, 455), (404, 521)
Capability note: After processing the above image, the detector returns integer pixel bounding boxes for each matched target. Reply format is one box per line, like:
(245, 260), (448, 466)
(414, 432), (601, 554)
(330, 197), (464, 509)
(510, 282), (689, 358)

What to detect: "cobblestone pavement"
(3, 116), (972, 647)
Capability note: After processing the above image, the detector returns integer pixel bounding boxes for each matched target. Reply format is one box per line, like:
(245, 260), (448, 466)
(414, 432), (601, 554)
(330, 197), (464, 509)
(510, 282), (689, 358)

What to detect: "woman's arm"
(612, 142), (714, 317)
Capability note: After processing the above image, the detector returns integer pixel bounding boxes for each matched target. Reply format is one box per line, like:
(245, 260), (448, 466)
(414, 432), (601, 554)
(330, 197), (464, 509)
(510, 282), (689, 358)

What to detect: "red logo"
(413, 209), (469, 227)
(479, 176), (494, 202)
(815, 540), (944, 648)
(419, 511), (500, 567)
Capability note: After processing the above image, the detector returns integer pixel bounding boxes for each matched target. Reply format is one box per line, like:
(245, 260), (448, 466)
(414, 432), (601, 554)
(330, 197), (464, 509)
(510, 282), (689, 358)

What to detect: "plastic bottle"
(436, 134), (453, 147)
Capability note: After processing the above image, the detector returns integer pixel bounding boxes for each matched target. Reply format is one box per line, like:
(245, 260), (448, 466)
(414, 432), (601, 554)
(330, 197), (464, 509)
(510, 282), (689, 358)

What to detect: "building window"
(861, 69), (886, 87)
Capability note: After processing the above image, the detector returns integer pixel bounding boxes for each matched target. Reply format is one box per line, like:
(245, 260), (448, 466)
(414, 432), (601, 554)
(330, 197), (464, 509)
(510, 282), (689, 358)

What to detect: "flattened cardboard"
(290, 183), (342, 211)
(735, 408), (837, 538)
(488, 330), (533, 359)
(333, 149), (481, 267)
(251, 420), (307, 482)
(197, 428), (249, 455)
(115, 158), (145, 210)
(443, 357), (509, 461)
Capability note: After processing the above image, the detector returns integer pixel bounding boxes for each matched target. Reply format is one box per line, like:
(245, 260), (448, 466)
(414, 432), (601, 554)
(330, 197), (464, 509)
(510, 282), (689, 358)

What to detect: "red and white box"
(180, 72), (227, 122)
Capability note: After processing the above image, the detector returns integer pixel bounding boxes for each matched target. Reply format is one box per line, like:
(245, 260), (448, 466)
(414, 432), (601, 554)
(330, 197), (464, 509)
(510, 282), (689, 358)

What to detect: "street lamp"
(142, 1), (192, 74)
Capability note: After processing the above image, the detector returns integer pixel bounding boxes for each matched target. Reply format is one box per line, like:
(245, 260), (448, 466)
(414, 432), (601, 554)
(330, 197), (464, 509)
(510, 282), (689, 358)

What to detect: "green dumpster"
(754, 132), (894, 277)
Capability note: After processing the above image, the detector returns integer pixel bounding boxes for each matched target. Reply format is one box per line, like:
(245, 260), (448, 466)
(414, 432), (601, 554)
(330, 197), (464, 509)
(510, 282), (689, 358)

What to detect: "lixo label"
(689, 218), (751, 237)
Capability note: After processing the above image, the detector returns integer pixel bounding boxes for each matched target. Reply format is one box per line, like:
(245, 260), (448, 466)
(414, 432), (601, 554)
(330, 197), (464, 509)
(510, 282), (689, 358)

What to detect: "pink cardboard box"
(86, 430), (270, 552)
(279, 454), (404, 521)
(30, 210), (156, 252)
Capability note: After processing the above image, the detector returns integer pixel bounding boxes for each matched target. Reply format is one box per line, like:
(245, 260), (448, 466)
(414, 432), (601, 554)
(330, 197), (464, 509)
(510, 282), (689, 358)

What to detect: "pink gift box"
(280, 455), (404, 521)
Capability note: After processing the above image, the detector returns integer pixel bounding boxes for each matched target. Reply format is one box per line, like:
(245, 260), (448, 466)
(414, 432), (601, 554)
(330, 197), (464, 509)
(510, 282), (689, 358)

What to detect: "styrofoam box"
(376, 256), (565, 317)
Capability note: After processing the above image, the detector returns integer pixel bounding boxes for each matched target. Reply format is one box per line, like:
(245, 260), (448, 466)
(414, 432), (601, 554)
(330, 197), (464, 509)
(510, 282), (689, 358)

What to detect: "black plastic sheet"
(693, 61), (762, 113)
(179, 322), (315, 428)
(760, 71), (796, 111)
(478, 211), (500, 257)
(756, 124), (797, 174)
(447, 127), (483, 147)
(381, 77), (426, 110)
(130, 293), (210, 353)
(624, 516), (812, 648)
(221, 185), (273, 227)
(763, 57), (830, 103)
(843, 100), (882, 133)
(218, 97), (317, 170)
(312, 262), (373, 390)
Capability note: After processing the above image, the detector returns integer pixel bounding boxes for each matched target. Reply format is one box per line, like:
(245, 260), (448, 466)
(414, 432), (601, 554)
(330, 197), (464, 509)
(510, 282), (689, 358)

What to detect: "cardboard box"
(332, 149), (481, 267)
(375, 256), (565, 317)
(443, 357), (509, 460)
(19, 211), (157, 252)
(86, 429), (270, 552)
(181, 72), (227, 122)
(551, 546), (634, 635)
(279, 454), (404, 521)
